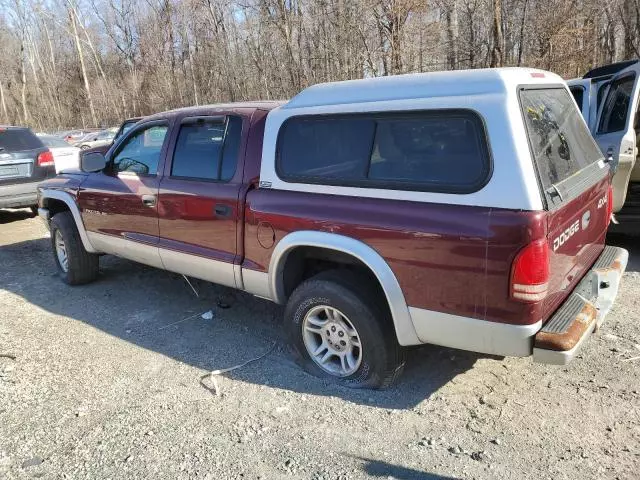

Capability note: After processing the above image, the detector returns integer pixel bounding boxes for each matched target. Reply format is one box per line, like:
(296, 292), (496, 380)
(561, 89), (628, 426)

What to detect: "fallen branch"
(182, 275), (199, 298)
(200, 342), (277, 396)
(622, 356), (640, 362)
(158, 310), (209, 330)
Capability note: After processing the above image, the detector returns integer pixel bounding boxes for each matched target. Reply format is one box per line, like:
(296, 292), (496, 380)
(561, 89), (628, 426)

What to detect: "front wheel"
(284, 270), (405, 389)
(50, 211), (99, 285)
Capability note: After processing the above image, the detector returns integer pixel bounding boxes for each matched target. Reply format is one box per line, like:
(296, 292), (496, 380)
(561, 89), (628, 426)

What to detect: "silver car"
(73, 129), (116, 150)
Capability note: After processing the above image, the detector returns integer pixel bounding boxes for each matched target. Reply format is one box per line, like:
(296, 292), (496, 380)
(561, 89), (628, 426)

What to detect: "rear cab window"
(519, 87), (605, 207)
(0, 128), (44, 152)
(277, 110), (491, 193)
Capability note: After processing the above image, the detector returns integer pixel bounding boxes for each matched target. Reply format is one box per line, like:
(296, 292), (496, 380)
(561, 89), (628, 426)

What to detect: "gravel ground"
(0, 209), (639, 480)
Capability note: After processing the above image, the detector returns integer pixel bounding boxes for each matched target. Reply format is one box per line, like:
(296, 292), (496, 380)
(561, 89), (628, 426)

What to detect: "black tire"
(284, 270), (405, 389)
(50, 211), (99, 285)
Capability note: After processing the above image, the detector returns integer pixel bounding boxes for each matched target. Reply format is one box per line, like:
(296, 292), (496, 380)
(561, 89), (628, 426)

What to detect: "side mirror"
(81, 152), (107, 173)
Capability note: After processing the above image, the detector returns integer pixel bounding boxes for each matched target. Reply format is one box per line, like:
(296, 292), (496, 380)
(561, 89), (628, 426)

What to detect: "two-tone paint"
(38, 68), (619, 361)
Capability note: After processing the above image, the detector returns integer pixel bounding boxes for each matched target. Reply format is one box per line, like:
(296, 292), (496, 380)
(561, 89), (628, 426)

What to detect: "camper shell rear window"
(519, 86), (605, 206)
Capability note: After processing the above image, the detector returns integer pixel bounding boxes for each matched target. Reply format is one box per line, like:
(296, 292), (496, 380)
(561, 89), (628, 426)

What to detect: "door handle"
(214, 203), (232, 217)
(141, 194), (156, 207)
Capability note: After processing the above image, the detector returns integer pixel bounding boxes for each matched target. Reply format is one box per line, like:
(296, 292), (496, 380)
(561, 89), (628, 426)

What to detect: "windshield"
(520, 87), (603, 194)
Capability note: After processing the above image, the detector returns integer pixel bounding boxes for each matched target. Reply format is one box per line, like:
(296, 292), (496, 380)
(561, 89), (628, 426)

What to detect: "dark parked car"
(0, 126), (55, 213)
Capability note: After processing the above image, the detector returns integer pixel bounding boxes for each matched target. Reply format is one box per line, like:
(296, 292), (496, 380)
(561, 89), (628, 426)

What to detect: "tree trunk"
(68, 1), (97, 126)
(517, 0), (528, 66)
(445, 0), (459, 70)
(19, 42), (29, 124)
(185, 25), (200, 105)
(490, 0), (504, 67)
(0, 81), (9, 123)
(622, 0), (635, 59)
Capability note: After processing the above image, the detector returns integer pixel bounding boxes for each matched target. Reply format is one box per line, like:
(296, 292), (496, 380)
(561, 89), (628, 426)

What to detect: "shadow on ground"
(607, 232), (640, 272)
(0, 208), (35, 224)
(5, 211), (637, 410)
(357, 457), (459, 479)
(0, 232), (488, 410)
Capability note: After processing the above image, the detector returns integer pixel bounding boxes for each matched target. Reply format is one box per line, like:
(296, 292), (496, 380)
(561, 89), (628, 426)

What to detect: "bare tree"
(0, 0), (635, 130)
(490, 0), (504, 67)
(67, 0), (97, 126)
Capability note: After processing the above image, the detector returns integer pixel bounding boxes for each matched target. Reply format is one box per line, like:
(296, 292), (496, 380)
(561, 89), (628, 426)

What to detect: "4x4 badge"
(582, 210), (591, 230)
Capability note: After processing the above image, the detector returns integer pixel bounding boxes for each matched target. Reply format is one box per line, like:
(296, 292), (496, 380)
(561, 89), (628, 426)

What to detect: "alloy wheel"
(302, 305), (363, 377)
(54, 230), (69, 272)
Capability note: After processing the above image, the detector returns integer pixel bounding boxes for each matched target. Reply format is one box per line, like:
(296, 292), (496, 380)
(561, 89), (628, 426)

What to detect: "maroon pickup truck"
(38, 68), (628, 389)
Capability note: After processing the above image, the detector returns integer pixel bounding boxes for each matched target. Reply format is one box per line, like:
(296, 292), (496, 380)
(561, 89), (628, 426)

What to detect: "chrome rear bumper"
(533, 246), (628, 365)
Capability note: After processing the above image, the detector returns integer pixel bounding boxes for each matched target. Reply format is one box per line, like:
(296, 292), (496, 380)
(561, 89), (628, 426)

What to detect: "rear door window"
(598, 75), (634, 134)
(520, 87), (604, 202)
(597, 82), (609, 112)
(170, 116), (242, 181)
(277, 110), (490, 193)
(0, 129), (43, 152)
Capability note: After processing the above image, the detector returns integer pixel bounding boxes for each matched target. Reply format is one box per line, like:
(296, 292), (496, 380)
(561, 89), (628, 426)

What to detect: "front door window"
(113, 125), (169, 175)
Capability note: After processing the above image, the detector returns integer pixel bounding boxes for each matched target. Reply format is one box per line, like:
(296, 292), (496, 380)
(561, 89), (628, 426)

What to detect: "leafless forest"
(0, 0), (638, 131)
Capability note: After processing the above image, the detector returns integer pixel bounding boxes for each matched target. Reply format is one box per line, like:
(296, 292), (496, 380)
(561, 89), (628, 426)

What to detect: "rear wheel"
(284, 270), (405, 389)
(50, 211), (99, 285)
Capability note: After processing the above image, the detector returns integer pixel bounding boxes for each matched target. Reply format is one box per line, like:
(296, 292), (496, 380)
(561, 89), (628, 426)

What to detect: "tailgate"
(519, 86), (611, 318)
(545, 174), (609, 314)
(0, 151), (36, 184)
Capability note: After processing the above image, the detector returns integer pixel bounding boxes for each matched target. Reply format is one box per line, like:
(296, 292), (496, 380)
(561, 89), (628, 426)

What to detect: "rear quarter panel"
(244, 189), (546, 326)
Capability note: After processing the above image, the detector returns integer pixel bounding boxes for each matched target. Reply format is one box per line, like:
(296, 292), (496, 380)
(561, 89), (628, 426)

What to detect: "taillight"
(606, 185), (613, 223)
(37, 150), (54, 167)
(510, 239), (549, 303)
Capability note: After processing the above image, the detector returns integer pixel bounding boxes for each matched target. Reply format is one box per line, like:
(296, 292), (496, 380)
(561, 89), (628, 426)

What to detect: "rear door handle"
(214, 203), (232, 217)
(141, 194), (156, 207)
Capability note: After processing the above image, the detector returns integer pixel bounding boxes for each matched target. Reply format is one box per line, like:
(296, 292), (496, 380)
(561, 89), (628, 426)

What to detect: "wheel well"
(281, 246), (387, 306)
(43, 198), (71, 218)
